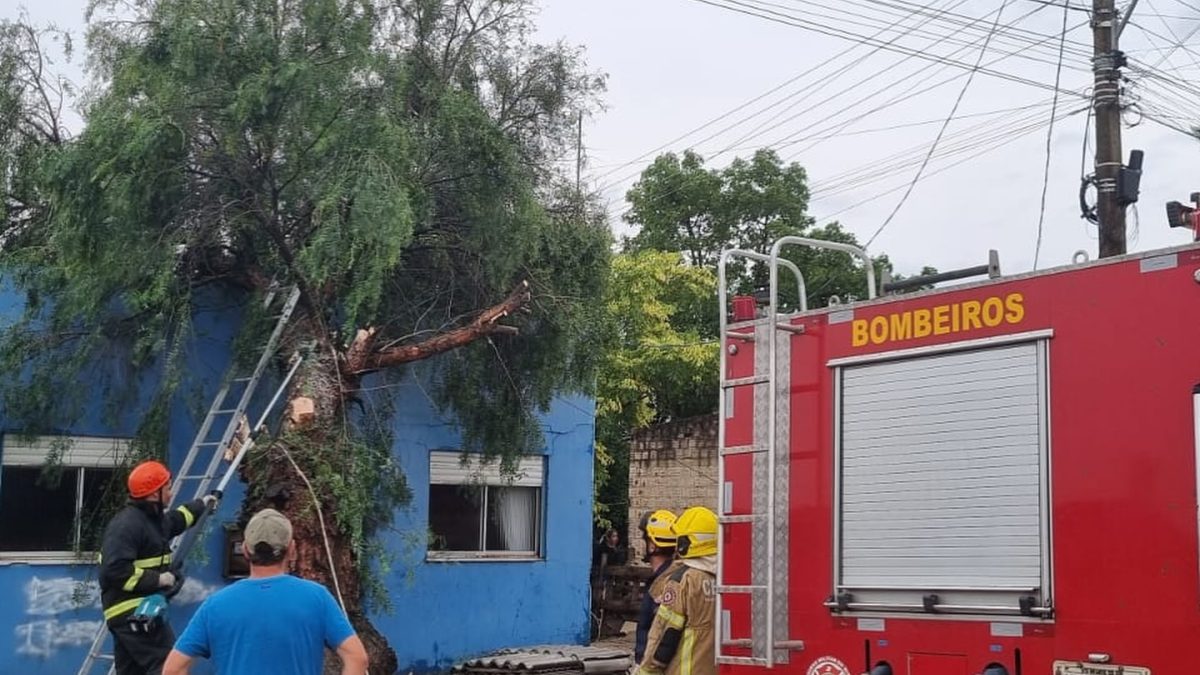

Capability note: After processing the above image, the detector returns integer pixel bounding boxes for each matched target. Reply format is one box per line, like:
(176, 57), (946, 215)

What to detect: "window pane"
(79, 468), (121, 552)
(429, 484), (483, 551)
(0, 466), (77, 551)
(486, 486), (540, 552)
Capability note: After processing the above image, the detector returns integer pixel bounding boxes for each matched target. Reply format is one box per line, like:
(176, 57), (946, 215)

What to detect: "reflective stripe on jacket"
(639, 559), (716, 675)
(635, 560), (673, 663)
(98, 498), (203, 623)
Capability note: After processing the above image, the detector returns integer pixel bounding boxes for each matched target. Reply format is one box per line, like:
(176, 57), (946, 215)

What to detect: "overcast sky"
(6, 0), (1199, 277)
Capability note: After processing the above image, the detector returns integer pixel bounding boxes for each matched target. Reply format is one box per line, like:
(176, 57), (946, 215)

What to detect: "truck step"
(721, 444), (767, 456)
(717, 657), (770, 667)
(717, 584), (767, 594)
(719, 514), (765, 524)
(721, 375), (768, 389)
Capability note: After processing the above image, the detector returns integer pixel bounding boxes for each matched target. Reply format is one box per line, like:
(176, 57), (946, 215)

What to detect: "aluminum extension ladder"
(714, 237), (876, 668)
(76, 286), (303, 675)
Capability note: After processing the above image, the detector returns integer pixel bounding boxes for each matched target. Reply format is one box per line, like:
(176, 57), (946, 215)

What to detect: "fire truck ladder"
(715, 238), (876, 668)
(715, 250), (804, 668)
(76, 286), (303, 675)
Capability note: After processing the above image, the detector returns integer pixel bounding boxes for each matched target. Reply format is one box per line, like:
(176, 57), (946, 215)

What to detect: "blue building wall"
(0, 291), (595, 674)
(379, 383), (595, 672)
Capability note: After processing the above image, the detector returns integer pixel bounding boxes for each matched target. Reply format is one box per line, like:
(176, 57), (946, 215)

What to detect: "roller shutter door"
(838, 341), (1048, 612)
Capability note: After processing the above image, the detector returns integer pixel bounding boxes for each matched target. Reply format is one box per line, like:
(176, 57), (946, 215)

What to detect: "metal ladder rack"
(76, 286), (302, 675)
(715, 239), (876, 668)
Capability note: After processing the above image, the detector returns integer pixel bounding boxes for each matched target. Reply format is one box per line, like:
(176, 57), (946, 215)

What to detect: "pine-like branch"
(345, 280), (530, 374)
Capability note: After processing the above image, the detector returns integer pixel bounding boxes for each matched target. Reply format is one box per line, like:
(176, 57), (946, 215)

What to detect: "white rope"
(278, 445), (370, 675)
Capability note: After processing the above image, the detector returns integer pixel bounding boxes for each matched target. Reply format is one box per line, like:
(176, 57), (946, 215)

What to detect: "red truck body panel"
(719, 245), (1200, 675)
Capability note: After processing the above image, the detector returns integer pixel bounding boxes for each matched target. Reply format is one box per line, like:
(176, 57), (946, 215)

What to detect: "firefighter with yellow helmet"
(639, 506), (717, 675)
(635, 509), (678, 663)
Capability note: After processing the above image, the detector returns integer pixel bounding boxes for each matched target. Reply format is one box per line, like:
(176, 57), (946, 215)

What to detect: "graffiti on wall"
(16, 577), (100, 658)
(15, 576), (219, 658)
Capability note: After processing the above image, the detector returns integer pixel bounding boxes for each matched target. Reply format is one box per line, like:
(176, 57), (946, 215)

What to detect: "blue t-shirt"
(175, 574), (355, 675)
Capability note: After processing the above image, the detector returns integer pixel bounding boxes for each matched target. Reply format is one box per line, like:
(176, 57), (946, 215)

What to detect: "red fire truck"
(716, 236), (1200, 675)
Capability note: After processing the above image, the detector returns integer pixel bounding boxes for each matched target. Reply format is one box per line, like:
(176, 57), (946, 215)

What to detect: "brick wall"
(626, 414), (719, 551)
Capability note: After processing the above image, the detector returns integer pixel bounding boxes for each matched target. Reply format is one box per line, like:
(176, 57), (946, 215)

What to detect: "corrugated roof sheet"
(455, 645), (633, 675)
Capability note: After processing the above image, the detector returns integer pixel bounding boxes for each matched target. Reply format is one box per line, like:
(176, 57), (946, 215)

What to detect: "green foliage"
(624, 151), (726, 268)
(593, 250), (718, 530)
(607, 149), (936, 534)
(0, 0), (608, 617)
(623, 148), (926, 308)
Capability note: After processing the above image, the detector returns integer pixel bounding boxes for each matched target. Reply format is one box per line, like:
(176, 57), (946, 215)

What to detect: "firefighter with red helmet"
(639, 506), (717, 675)
(635, 509), (678, 664)
(98, 460), (215, 675)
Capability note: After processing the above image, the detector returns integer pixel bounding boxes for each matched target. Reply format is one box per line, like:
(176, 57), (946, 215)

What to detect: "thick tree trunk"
(236, 283), (532, 673)
(240, 348), (399, 675)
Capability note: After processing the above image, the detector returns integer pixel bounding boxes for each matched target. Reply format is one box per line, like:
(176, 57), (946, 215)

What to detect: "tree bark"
(240, 347), (400, 675)
(345, 280), (530, 374)
(238, 283), (531, 673)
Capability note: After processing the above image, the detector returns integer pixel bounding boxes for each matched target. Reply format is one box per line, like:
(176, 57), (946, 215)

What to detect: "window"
(427, 451), (545, 560)
(834, 341), (1051, 617)
(0, 435), (128, 559)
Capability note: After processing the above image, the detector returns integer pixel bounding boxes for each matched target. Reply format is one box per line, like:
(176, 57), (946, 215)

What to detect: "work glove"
(161, 570), (186, 599)
(201, 494), (219, 510)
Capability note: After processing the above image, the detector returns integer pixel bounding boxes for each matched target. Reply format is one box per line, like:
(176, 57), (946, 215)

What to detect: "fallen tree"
(0, 1), (609, 670)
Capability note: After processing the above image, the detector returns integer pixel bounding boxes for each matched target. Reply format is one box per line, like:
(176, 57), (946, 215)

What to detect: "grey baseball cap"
(243, 508), (293, 553)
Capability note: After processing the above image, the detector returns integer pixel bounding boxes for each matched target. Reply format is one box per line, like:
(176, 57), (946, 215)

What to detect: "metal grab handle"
(768, 236), (877, 303)
(718, 248), (808, 313)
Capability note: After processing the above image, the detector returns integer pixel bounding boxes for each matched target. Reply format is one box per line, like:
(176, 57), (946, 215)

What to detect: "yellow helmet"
(639, 509), (678, 549)
(674, 506), (718, 558)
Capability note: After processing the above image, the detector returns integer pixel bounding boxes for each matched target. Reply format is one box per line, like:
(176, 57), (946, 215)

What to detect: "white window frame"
(828, 330), (1054, 619)
(426, 450), (546, 562)
(0, 434), (130, 564)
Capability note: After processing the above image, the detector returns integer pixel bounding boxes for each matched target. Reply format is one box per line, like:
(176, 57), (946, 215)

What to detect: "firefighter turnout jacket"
(639, 558), (716, 675)
(98, 498), (205, 624)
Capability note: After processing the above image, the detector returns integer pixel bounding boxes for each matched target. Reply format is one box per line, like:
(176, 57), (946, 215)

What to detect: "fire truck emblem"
(805, 656), (850, 675)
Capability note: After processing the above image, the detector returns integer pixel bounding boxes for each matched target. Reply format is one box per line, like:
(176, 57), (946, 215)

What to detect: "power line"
(595, 0), (1099, 192)
(1167, 0), (1200, 16)
(1142, 0), (1200, 71)
(1023, 0), (1091, 10)
(723, 101), (1053, 149)
(776, 13), (1089, 160)
(709, 0), (980, 156)
(1130, 20), (1200, 70)
(1034, 0), (1071, 270)
(864, 0), (1014, 248)
(810, 105), (1089, 222)
(809, 104), (1057, 197)
(724, 2), (1077, 157)
(606, 1), (1085, 216)
(745, 0), (1095, 67)
(592, 0), (974, 191)
(684, 0), (1091, 97)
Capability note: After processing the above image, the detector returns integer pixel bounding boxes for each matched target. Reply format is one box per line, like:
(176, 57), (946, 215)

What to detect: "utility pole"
(1092, 0), (1126, 257)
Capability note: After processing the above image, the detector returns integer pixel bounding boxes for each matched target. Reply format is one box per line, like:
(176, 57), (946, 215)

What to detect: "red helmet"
(128, 460), (171, 499)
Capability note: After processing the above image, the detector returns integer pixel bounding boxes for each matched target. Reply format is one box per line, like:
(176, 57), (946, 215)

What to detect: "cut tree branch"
(346, 280), (531, 374)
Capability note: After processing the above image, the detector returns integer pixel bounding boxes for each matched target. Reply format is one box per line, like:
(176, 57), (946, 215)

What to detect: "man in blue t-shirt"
(162, 508), (369, 675)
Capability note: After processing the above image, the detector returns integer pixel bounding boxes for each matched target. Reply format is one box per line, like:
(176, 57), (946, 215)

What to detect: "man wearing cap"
(163, 508), (369, 675)
(98, 459), (215, 675)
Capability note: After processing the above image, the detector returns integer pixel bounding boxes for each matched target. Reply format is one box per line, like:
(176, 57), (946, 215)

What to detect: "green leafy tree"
(0, 1), (607, 670)
(606, 150), (936, 541)
(593, 251), (717, 533)
(623, 151), (725, 268)
(624, 149), (928, 307)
